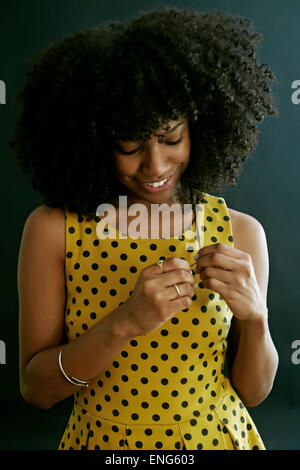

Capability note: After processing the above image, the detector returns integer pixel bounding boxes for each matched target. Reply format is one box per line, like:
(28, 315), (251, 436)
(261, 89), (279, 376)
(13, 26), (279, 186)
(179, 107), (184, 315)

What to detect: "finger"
(193, 243), (246, 262)
(159, 269), (195, 288)
(199, 266), (232, 284)
(155, 257), (191, 275)
(170, 294), (193, 312)
(195, 253), (242, 274)
(201, 277), (229, 298)
(165, 282), (195, 301)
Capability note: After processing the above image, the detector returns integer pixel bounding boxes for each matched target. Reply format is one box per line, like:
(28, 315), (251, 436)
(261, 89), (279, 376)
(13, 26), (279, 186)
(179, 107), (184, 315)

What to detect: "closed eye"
(118, 148), (141, 156)
(164, 136), (183, 146)
(114, 144), (141, 156)
(115, 136), (183, 155)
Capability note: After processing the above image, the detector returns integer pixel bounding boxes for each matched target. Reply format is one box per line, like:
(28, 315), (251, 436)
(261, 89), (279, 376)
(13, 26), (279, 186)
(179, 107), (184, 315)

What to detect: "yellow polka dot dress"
(58, 193), (265, 450)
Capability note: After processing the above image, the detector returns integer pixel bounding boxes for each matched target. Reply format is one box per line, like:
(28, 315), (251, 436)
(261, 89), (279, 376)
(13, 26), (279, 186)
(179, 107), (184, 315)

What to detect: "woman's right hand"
(120, 257), (196, 337)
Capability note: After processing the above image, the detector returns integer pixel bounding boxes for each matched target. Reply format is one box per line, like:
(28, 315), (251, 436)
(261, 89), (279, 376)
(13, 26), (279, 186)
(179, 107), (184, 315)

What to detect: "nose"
(141, 140), (168, 178)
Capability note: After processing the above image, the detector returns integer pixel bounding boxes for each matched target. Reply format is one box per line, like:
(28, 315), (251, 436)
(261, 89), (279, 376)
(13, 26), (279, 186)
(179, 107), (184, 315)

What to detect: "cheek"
(114, 157), (139, 178)
(169, 140), (190, 162)
(179, 140), (191, 165)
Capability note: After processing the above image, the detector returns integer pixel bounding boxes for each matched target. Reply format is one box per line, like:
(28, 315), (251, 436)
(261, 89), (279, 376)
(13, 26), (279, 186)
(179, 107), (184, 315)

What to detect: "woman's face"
(112, 118), (191, 206)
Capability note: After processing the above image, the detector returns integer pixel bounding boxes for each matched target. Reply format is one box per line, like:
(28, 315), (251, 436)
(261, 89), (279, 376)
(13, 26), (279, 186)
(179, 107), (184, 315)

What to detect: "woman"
(11, 7), (279, 450)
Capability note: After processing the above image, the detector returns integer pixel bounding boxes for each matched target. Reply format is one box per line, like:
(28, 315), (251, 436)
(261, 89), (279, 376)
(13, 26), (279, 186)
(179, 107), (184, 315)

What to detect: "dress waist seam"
(75, 388), (230, 427)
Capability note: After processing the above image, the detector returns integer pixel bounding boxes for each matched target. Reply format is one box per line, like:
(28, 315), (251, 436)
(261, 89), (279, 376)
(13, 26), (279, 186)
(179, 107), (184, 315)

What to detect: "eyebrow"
(153, 120), (184, 137)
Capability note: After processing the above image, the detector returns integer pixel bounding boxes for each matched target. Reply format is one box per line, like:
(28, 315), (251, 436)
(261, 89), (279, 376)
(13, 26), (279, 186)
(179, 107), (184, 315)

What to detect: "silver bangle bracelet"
(58, 349), (89, 388)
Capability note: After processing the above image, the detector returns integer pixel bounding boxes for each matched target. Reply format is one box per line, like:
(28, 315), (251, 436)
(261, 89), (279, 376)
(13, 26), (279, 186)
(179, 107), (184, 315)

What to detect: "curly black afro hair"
(10, 6), (278, 219)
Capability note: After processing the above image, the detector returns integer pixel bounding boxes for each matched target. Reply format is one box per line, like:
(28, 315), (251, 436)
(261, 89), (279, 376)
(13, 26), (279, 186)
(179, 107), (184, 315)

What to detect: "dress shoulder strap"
(196, 193), (234, 249)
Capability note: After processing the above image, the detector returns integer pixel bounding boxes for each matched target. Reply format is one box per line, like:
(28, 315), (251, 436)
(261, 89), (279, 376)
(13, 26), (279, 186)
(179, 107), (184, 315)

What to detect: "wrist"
(241, 306), (269, 332)
(110, 303), (136, 344)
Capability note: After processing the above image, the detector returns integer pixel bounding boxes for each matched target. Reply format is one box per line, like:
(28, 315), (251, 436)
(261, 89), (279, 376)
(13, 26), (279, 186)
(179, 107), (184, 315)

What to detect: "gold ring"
(173, 284), (180, 297)
(157, 259), (164, 273)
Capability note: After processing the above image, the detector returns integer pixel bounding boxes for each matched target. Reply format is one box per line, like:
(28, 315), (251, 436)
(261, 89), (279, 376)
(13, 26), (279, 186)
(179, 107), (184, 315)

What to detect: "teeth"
(145, 177), (168, 187)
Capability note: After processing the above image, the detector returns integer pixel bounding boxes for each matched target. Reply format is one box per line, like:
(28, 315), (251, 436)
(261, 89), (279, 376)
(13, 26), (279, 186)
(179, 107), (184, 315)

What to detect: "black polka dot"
(135, 441), (143, 448)
(62, 197), (263, 451)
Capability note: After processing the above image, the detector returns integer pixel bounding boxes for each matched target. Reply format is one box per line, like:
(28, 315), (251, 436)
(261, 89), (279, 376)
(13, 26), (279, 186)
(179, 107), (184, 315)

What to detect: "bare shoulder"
(227, 207), (267, 253)
(22, 205), (65, 263)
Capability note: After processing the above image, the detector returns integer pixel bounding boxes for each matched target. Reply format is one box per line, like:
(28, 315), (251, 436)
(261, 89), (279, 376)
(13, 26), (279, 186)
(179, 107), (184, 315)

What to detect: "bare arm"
(228, 213), (279, 407)
(18, 206), (135, 410)
(194, 209), (279, 407)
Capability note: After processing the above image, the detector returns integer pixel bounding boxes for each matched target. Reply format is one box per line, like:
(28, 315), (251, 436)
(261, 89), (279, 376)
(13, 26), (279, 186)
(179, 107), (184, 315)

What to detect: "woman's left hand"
(193, 243), (267, 323)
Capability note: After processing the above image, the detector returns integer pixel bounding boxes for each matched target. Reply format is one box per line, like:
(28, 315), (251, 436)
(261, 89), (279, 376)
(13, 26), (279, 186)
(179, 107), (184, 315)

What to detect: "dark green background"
(0, 0), (299, 450)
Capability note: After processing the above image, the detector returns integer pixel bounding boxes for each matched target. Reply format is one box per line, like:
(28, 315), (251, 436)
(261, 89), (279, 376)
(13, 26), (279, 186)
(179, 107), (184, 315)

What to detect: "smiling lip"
(137, 170), (176, 184)
(136, 170), (177, 193)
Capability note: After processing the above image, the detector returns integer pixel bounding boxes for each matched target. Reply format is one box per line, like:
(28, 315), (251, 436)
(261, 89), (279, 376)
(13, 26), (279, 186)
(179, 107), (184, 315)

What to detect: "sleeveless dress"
(58, 193), (265, 450)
